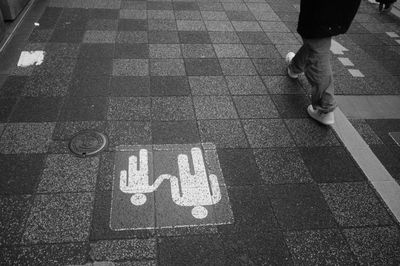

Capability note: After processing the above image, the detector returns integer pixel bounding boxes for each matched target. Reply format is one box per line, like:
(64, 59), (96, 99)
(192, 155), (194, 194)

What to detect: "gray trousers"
(290, 37), (337, 113)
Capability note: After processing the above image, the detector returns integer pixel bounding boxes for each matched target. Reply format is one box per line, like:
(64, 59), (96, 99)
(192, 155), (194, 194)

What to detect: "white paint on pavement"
(386, 32), (399, 38)
(17, 51), (45, 67)
(396, 40), (400, 45)
(348, 69), (364, 77)
(330, 39), (349, 55)
(338, 57), (354, 66)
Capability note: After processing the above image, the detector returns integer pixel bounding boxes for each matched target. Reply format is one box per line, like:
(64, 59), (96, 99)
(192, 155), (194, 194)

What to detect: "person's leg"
(289, 43), (310, 75)
(303, 37), (337, 114)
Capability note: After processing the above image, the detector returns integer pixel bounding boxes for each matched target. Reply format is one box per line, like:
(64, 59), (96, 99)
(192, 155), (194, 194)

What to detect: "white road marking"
(396, 40), (400, 45)
(338, 57), (354, 66)
(386, 32), (399, 38)
(17, 51), (45, 67)
(348, 69), (364, 77)
(330, 39), (349, 55)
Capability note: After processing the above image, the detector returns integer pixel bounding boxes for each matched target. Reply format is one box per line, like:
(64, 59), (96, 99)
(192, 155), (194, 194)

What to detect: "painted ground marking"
(386, 32), (399, 38)
(110, 143), (233, 231)
(330, 39), (349, 55)
(389, 132), (400, 146)
(348, 69), (365, 77)
(338, 57), (354, 67)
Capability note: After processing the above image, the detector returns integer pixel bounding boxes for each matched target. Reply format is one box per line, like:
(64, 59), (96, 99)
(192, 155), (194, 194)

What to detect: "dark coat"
(297, 0), (361, 39)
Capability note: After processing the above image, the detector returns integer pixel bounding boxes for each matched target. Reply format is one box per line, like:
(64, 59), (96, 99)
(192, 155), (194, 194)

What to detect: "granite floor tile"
(213, 44), (248, 58)
(193, 96), (238, 119)
(221, 186), (278, 233)
(90, 239), (156, 261)
(285, 119), (341, 147)
(204, 21), (235, 32)
(231, 21), (262, 32)
(150, 59), (186, 76)
(148, 19), (177, 31)
(74, 57), (113, 76)
(181, 44), (216, 58)
(319, 182), (394, 227)
(115, 43), (149, 59)
(184, 58), (222, 75)
(28, 29), (53, 43)
(370, 144), (400, 168)
(147, 1), (172, 10)
(218, 148), (262, 186)
(0, 98), (17, 122)
(198, 120), (248, 148)
(23, 73), (71, 96)
(226, 75), (268, 95)
(119, 10), (147, 19)
(265, 32), (300, 45)
(0, 122), (55, 154)
(105, 121), (152, 147)
(10, 97), (62, 122)
(178, 31), (211, 44)
(22, 193), (94, 244)
(300, 147), (365, 183)
(0, 195), (33, 245)
(82, 30), (116, 43)
(151, 120), (200, 144)
(222, 3), (248, 11)
(45, 43), (81, 58)
(262, 76), (303, 94)
(219, 59), (257, 75)
(78, 44), (115, 58)
(272, 94), (310, 118)
(0, 76), (27, 97)
(147, 10), (174, 20)
(32, 57), (76, 77)
(60, 97), (107, 121)
(110, 76), (150, 96)
(95, 151), (115, 191)
(254, 148), (313, 184)
(151, 96), (195, 121)
(173, 2), (199, 11)
(150, 76), (190, 96)
(350, 119), (383, 145)
(233, 95), (279, 119)
(149, 31), (179, 44)
(118, 19), (147, 31)
(236, 31), (271, 44)
(284, 229), (357, 265)
(121, 1), (146, 10)
(243, 119), (295, 148)
(117, 31), (148, 44)
(107, 97), (151, 120)
(0, 154), (45, 195)
(0, 243), (89, 266)
(52, 121), (106, 141)
(268, 184), (338, 230)
(113, 59), (149, 76)
(222, 230), (293, 265)
(177, 20), (206, 31)
(208, 31), (240, 44)
(149, 44), (182, 58)
(37, 154), (99, 193)
(225, 11), (255, 21)
(69, 75), (111, 97)
(189, 76), (229, 95)
(344, 226), (400, 265)
(175, 10), (202, 20)
(201, 11), (228, 21)
(244, 44), (281, 59)
(159, 235), (226, 265)
(366, 119), (400, 145)
(86, 19), (118, 31)
(198, 2), (224, 11)
(253, 58), (286, 75)
(259, 21), (291, 32)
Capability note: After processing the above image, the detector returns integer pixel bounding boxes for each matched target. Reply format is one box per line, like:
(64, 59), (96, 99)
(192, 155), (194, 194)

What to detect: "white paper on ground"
(17, 51), (45, 67)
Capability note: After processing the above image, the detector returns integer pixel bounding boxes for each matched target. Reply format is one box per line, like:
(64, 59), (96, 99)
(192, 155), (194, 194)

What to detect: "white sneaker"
(307, 105), (335, 125)
(285, 52), (300, 79)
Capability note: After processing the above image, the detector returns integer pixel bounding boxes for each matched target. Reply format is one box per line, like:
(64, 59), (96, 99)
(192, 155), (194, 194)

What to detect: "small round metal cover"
(68, 130), (108, 158)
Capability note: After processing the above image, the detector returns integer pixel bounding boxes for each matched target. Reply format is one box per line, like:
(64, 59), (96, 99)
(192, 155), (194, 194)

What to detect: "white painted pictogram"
(119, 147), (221, 219)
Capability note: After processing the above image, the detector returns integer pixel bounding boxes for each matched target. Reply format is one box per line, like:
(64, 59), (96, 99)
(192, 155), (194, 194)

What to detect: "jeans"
(289, 37), (337, 113)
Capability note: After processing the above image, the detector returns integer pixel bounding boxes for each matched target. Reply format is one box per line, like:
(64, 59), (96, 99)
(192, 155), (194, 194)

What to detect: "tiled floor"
(1, 0), (400, 265)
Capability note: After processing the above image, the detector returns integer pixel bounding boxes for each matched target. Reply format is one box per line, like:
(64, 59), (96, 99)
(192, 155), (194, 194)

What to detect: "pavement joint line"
(332, 108), (400, 223)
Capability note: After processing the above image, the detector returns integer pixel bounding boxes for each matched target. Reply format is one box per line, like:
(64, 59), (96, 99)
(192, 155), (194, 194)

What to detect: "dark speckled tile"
(0, 195), (33, 245)
(300, 147), (365, 183)
(198, 120), (248, 148)
(233, 95), (279, 119)
(90, 239), (156, 261)
(272, 94), (310, 118)
(52, 121), (106, 141)
(105, 121), (152, 148)
(284, 229), (357, 265)
(344, 226), (400, 265)
(319, 182), (394, 227)
(151, 120), (200, 144)
(10, 97), (62, 122)
(0, 154), (45, 195)
(59, 97), (108, 121)
(0, 98), (17, 122)
(254, 148), (313, 184)
(23, 72), (72, 97)
(0, 76), (27, 97)
(222, 230), (293, 265)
